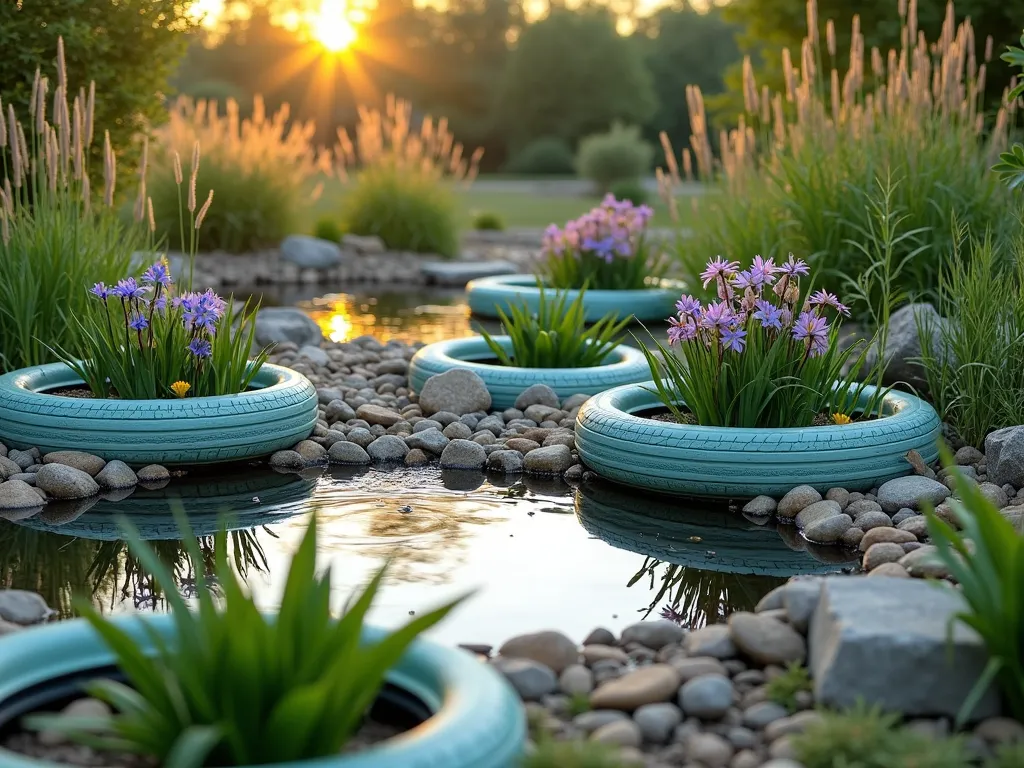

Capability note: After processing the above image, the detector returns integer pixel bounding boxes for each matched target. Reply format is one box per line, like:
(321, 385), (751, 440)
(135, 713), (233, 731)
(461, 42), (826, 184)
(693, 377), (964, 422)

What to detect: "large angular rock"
(809, 576), (1000, 720)
(865, 302), (946, 387)
(280, 234), (344, 269)
(985, 426), (1024, 488)
(255, 308), (323, 347)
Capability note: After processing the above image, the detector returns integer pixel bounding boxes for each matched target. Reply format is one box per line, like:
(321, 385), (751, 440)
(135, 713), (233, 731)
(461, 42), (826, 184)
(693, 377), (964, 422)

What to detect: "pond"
(0, 465), (856, 646)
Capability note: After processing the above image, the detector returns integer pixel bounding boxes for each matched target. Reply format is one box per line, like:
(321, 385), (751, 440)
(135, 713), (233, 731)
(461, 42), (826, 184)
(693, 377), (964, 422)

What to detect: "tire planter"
(576, 480), (855, 574)
(576, 383), (941, 498)
(0, 616), (526, 768)
(0, 362), (318, 466)
(465, 274), (685, 323)
(409, 337), (650, 410)
(10, 470), (318, 539)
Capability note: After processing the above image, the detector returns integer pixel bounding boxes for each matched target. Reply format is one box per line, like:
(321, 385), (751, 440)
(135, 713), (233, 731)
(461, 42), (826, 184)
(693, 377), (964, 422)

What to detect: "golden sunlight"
(314, 0), (358, 52)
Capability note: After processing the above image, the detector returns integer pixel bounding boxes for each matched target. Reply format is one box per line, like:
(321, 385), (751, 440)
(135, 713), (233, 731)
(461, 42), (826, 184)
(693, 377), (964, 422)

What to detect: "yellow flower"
(171, 381), (191, 398)
(832, 413), (852, 425)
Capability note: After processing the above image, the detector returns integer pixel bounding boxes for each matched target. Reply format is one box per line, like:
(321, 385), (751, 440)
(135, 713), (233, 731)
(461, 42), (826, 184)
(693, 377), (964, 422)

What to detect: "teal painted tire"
(0, 616), (525, 768)
(409, 337), (651, 410)
(0, 363), (318, 466)
(466, 274), (684, 322)
(576, 383), (941, 497)
(576, 481), (854, 574)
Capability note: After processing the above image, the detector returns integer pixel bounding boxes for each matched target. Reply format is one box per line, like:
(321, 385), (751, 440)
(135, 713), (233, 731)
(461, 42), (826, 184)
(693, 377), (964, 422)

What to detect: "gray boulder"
(420, 260), (517, 286)
(440, 439), (486, 469)
(523, 445), (573, 475)
(809, 576), (1000, 720)
(280, 234), (344, 269)
(94, 460), (138, 490)
(366, 435), (409, 463)
(327, 442), (370, 465)
(986, 425), (1024, 487)
(35, 464), (99, 500)
(405, 428), (449, 456)
(876, 476), (950, 513)
(0, 480), (46, 510)
(418, 369), (492, 416)
(866, 302), (946, 387)
(515, 384), (561, 410)
(255, 308), (323, 347)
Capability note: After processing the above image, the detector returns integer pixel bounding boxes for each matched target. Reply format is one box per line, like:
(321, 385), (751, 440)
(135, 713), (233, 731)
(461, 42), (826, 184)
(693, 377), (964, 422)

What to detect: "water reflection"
(300, 291), (477, 345)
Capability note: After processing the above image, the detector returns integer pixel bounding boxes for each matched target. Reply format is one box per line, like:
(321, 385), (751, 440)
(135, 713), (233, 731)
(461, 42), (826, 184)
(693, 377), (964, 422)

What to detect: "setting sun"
(314, 0), (358, 52)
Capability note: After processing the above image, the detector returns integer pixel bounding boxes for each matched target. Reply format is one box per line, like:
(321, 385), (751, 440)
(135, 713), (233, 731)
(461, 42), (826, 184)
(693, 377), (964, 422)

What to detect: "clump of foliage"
(472, 211), (506, 231)
(644, 254), (881, 428)
(567, 692), (591, 717)
(503, 137), (576, 176)
(27, 514), (463, 766)
(792, 701), (969, 768)
(313, 216), (344, 242)
(150, 96), (322, 253)
(0, 0), (195, 166)
(337, 96), (480, 259)
(766, 662), (813, 713)
(987, 743), (1024, 768)
(0, 41), (149, 374)
(523, 740), (631, 768)
(661, 0), (1014, 306)
(576, 124), (653, 195)
(917, 227), (1024, 448)
(479, 285), (630, 368)
(608, 179), (649, 206)
(925, 448), (1024, 725)
(540, 195), (665, 290)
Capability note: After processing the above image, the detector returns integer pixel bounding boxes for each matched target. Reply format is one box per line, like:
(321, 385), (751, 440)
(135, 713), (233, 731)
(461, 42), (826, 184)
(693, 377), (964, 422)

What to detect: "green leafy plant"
(918, 225), (1024, 448)
(608, 179), (649, 206)
(150, 96), (321, 253)
(479, 284), (630, 368)
(576, 124), (653, 195)
(27, 513), (463, 767)
(567, 692), (591, 717)
(0, 46), (149, 374)
(792, 701), (969, 768)
(472, 211), (506, 231)
(503, 137), (576, 176)
(661, 3), (1012, 307)
(313, 216), (344, 242)
(924, 446), (1024, 725)
(993, 31), (1024, 191)
(522, 740), (631, 768)
(539, 195), (666, 291)
(987, 743), (1024, 768)
(766, 663), (812, 713)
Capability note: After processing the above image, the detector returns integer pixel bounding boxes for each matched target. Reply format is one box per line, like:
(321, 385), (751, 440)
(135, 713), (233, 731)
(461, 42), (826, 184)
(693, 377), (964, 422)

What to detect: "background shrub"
(503, 137), (576, 175)
(608, 179), (649, 205)
(314, 217), (344, 242)
(0, 0), (194, 165)
(472, 211), (506, 231)
(342, 166), (459, 257)
(576, 124), (653, 194)
(662, 4), (1014, 309)
(149, 96), (322, 253)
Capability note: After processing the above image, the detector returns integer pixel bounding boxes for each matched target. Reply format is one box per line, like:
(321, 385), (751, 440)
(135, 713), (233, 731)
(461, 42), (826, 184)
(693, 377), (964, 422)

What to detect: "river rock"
(854, 510), (894, 531)
(137, 464), (170, 483)
(280, 234), (344, 268)
(440, 439), (486, 469)
(684, 732), (734, 767)
(742, 496), (776, 516)
(523, 445), (573, 475)
(366, 435), (409, 462)
(405, 428), (449, 455)
(298, 345), (329, 365)
(487, 450), (523, 473)
(868, 562), (910, 578)
(0, 480), (46, 510)
(777, 486), (821, 518)
(269, 450), (305, 470)
(418, 369), (491, 416)
(633, 702), (682, 744)
(404, 448), (430, 466)
(515, 384), (560, 410)
(356, 404), (404, 427)
(729, 612), (806, 665)
(559, 664), (594, 695)
(897, 515), (930, 538)
(0, 590), (53, 624)
(743, 701), (790, 729)
(94, 460), (138, 490)
(34, 464), (99, 500)
(859, 527), (918, 551)
(877, 476), (951, 512)
(808, 576), (1000, 719)
(805, 513), (853, 544)
(795, 500), (841, 530)
(782, 579), (822, 632)
(255, 307), (323, 347)
(862, 542), (907, 571)
(499, 630), (578, 673)
(328, 441), (370, 465)
(683, 625), (736, 659)
(620, 620), (684, 651)
(591, 719), (642, 748)
(41, 451), (105, 477)
(491, 657), (557, 701)
(899, 545), (951, 578)
(590, 665), (681, 710)
(678, 674), (733, 719)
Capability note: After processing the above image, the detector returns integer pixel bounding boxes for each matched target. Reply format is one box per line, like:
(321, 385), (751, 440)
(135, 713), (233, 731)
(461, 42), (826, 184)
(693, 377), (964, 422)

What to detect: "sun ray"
(313, 0), (358, 52)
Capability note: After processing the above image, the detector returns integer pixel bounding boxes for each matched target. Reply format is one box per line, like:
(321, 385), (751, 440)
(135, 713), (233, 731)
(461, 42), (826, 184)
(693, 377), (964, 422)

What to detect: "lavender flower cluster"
(668, 255), (850, 357)
(90, 261), (227, 359)
(542, 194), (654, 263)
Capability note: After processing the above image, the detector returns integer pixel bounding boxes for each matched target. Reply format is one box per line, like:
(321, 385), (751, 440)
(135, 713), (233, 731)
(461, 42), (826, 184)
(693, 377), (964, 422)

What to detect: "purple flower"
(90, 282), (109, 299)
(110, 277), (146, 300)
(779, 254), (810, 277)
(792, 311), (829, 357)
(749, 255), (778, 286)
(128, 314), (149, 331)
(141, 261), (172, 287)
(675, 295), (702, 317)
(700, 301), (734, 330)
(808, 289), (851, 317)
(154, 296), (167, 312)
(732, 270), (756, 291)
(188, 338), (212, 358)
(753, 299), (784, 330)
(660, 605), (686, 624)
(700, 257), (740, 289)
(721, 326), (747, 353)
(583, 235), (618, 263)
(667, 317), (697, 344)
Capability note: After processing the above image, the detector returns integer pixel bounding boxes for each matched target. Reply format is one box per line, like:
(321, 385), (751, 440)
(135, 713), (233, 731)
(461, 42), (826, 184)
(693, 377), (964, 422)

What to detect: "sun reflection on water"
(301, 292), (474, 345)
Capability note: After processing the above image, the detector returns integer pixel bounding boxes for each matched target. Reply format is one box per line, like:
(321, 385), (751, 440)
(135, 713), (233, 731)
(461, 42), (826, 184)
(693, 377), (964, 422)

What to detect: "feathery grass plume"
(102, 130), (115, 206)
(195, 189), (213, 229)
(660, 0), (1014, 310)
